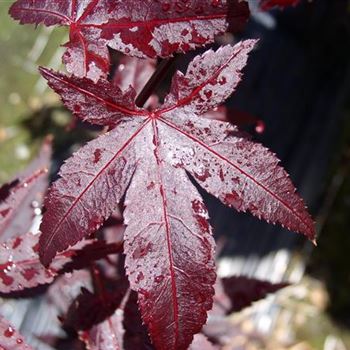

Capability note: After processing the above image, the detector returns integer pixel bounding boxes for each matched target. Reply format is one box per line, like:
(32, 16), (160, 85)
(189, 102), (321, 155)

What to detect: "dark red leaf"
(124, 152), (216, 349)
(77, 284), (130, 350)
(0, 316), (33, 349)
(39, 40), (315, 349)
(79, 312), (123, 350)
(214, 276), (288, 314)
(40, 67), (142, 126)
(75, 262), (133, 349)
(260, 0), (301, 10)
(0, 138), (51, 241)
(65, 287), (117, 331)
(62, 240), (123, 273)
(0, 232), (99, 293)
(10, 0), (250, 81)
(38, 119), (142, 266)
(65, 263), (129, 331)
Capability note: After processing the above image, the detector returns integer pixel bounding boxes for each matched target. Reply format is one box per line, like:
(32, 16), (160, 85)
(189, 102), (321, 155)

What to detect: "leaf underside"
(9, 0), (250, 81)
(38, 39), (315, 350)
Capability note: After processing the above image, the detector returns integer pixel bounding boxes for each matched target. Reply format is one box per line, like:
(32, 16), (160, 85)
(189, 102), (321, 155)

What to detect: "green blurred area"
(0, 2), (67, 182)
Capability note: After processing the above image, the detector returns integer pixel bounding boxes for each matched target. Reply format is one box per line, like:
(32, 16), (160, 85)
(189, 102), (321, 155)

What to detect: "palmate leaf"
(39, 40), (315, 350)
(0, 316), (33, 349)
(9, 0), (250, 81)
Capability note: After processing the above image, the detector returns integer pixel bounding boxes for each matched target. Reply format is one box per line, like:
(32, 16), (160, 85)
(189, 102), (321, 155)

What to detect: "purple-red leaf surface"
(0, 316), (33, 349)
(39, 39), (315, 350)
(79, 312), (123, 350)
(122, 291), (153, 349)
(77, 287), (130, 350)
(0, 139), (51, 241)
(260, 0), (301, 10)
(0, 232), (99, 293)
(10, 0), (249, 81)
(212, 276), (288, 315)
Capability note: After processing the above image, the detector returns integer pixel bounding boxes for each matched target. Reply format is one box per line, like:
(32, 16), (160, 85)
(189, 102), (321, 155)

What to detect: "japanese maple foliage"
(9, 0), (250, 81)
(36, 39), (315, 349)
(0, 141), (122, 294)
(5, 0), (313, 349)
(211, 276), (288, 316)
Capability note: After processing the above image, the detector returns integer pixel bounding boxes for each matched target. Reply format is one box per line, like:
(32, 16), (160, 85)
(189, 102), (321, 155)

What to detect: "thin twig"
(135, 56), (177, 107)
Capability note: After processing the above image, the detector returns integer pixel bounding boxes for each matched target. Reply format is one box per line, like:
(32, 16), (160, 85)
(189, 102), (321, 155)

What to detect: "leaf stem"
(135, 56), (177, 107)
(90, 262), (107, 303)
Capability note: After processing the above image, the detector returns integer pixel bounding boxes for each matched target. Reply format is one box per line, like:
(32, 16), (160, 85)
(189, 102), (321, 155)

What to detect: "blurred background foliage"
(0, 4), (95, 182)
(0, 5), (66, 181)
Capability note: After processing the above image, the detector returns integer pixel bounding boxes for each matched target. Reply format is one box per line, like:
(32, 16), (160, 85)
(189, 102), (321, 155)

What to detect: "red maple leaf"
(38, 39), (314, 349)
(9, 0), (250, 81)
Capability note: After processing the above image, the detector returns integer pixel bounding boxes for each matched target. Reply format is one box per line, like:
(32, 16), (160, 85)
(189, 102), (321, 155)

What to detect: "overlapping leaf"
(76, 265), (129, 350)
(39, 39), (314, 350)
(212, 276), (288, 316)
(0, 316), (33, 349)
(0, 138), (51, 241)
(203, 275), (287, 346)
(0, 232), (96, 293)
(10, 0), (250, 81)
(79, 313), (123, 350)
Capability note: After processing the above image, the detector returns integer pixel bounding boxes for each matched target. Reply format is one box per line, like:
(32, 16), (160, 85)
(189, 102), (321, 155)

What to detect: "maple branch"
(135, 56), (177, 107)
